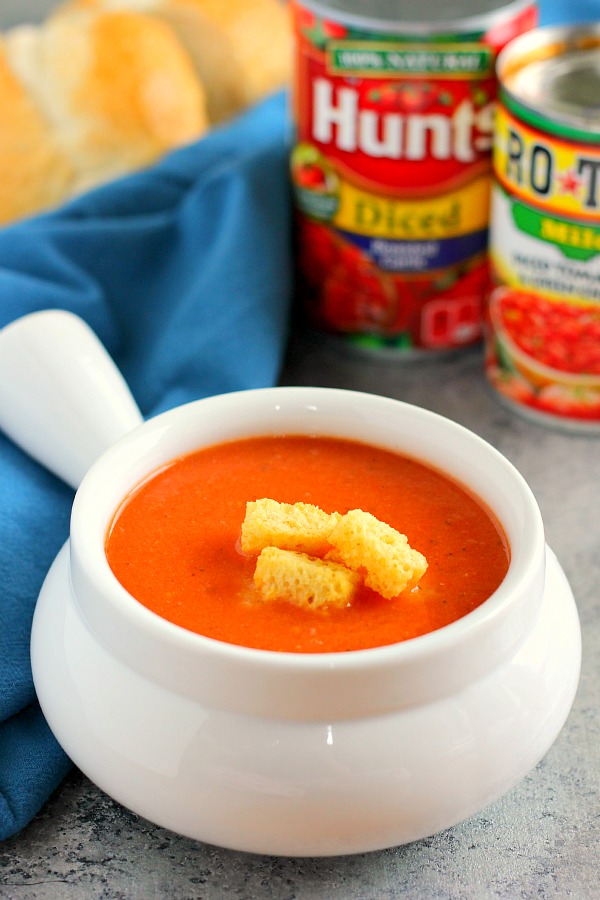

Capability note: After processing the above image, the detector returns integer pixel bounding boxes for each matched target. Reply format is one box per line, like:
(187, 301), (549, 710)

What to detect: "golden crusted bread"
(0, 39), (74, 225)
(155, 0), (292, 123)
(254, 547), (361, 610)
(59, 0), (292, 123)
(0, 0), (290, 224)
(244, 499), (428, 609)
(241, 498), (341, 557)
(4, 8), (208, 198)
(328, 509), (428, 600)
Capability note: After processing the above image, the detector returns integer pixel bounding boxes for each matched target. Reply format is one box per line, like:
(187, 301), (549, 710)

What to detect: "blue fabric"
(540, 0), (600, 24)
(0, 91), (292, 841)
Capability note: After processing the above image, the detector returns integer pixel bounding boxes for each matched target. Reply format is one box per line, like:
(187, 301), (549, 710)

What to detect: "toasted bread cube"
(241, 498), (340, 556)
(328, 509), (427, 600)
(254, 547), (361, 609)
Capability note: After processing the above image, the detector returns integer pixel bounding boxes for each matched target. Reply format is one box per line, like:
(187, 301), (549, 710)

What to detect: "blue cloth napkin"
(540, 0), (600, 24)
(0, 91), (292, 841)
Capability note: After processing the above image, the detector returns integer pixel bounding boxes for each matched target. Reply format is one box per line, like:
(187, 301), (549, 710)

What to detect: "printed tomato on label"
(296, 218), (337, 283)
(367, 82), (437, 113)
(320, 246), (398, 333)
(321, 268), (397, 332)
(498, 291), (600, 376)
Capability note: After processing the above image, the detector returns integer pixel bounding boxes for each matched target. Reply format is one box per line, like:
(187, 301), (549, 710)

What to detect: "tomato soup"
(105, 436), (509, 653)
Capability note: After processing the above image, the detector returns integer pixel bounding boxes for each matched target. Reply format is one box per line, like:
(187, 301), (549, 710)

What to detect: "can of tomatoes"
(290, 0), (537, 357)
(486, 24), (600, 429)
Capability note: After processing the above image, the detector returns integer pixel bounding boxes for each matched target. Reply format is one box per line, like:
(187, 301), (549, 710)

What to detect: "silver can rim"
(294, 0), (536, 36)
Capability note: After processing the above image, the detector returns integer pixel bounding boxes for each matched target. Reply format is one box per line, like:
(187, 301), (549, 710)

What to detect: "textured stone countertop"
(1, 331), (598, 899)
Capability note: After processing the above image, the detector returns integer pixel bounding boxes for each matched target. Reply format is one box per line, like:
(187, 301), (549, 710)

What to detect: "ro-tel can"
(290, 0), (537, 356)
(486, 24), (600, 429)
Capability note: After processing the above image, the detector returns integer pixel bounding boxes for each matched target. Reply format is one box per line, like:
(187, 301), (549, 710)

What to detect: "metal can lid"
(297, 0), (534, 34)
(498, 23), (600, 132)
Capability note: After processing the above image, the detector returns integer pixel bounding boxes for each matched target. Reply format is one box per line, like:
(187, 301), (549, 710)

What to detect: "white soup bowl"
(0, 310), (581, 856)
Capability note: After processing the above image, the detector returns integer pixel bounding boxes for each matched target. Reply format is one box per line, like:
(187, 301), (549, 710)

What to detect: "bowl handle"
(0, 310), (143, 489)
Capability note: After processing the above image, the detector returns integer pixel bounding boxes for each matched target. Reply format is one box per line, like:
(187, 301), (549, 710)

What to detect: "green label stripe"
(499, 88), (600, 146)
(512, 200), (600, 261)
(329, 43), (491, 76)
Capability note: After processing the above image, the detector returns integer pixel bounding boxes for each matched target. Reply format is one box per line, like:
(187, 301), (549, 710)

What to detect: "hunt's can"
(290, 0), (537, 356)
(486, 24), (600, 429)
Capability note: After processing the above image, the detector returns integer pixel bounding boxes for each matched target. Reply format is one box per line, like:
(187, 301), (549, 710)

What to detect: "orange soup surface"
(106, 436), (509, 653)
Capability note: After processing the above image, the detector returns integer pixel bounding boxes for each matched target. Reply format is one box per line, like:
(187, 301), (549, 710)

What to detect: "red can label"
(290, 1), (537, 353)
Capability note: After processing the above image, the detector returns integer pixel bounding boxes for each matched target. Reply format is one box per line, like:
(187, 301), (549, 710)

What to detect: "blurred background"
(3, 1), (600, 26)
(3, 1), (600, 27)
(2, 2), (56, 26)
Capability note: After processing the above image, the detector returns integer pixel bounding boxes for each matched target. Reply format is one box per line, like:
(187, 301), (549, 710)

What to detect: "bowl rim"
(69, 386), (545, 661)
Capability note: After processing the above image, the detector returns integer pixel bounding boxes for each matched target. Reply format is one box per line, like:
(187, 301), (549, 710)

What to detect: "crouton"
(253, 546), (361, 609)
(328, 509), (428, 600)
(241, 498), (340, 556)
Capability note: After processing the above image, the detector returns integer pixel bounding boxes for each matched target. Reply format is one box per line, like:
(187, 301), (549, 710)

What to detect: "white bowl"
(0, 312), (581, 857)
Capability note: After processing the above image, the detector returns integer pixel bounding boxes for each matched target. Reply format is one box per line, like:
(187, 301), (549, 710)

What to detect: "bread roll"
(60, 0), (292, 123)
(0, 39), (74, 224)
(3, 7), (208, 200)
(0, 0), (289, 224)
